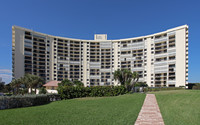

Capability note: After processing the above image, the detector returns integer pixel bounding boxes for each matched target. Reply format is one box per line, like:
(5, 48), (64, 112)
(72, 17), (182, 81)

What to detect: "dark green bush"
(192, 84), (200, 90)
(39, 87), (47, 94)
(58, 86), (127, 99)
(59, 79), (84, 87)
(134, 82), (148, 87)
(0, 94), (60, 110)
(143, 87), (185, 92)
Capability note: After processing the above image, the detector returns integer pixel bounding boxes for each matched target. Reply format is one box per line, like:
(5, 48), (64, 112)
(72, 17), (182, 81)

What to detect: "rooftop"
(43, 80), (61, 87)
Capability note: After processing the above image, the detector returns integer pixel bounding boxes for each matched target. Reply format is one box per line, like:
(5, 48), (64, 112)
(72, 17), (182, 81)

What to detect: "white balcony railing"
(154, 37), (168, 43)
(168, 80), (175, 84)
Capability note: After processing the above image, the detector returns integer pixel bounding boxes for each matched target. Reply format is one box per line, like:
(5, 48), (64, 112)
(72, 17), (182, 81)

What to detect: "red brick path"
(134, 94), (165, 125)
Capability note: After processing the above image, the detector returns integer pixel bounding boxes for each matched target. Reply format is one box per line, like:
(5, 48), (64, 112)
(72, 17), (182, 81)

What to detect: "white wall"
(175, 28), (186, 87)
(13, 27), (25, 79)
(83, 42), (87, 86)
(113, 41), (119, 86)
(146, 38), (152, 87)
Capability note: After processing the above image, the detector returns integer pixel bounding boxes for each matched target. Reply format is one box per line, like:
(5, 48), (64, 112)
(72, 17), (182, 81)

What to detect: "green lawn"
(0, 94), (145, 125)
(151, 90), (200, 125)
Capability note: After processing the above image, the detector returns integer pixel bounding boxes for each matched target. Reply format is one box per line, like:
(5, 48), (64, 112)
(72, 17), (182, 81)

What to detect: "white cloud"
(0, 69), (12, 83)
(0, 74), (12, 79)
(0, 69), (12, 74)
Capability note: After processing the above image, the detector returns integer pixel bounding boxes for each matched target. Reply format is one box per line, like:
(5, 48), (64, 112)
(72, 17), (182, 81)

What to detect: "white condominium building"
(12, 25), (188, 87)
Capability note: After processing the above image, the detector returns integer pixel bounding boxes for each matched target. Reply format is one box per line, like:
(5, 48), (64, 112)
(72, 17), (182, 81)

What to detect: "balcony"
(169, 35), (175, 40)
(155, 50), (167, 55)
(169, 73), (175, 77)
(168, 38), (175, 42)
(169, 44), (175, 48)
(155, 42), (167, 47)
(25, 65), (32, 68)
(25, 36), (32, 40)
(169, 56), (176, 60)
(155, 57), (167, 62)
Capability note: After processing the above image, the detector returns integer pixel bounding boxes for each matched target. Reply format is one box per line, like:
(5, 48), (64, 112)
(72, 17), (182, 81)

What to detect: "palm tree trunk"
(30, 87), (32, 94)
(17, 88), (19, 94)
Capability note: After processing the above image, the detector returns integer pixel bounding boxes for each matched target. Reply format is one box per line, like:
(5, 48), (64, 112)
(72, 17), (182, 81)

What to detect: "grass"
(0, 94), (145, 125)
(150, 90), (200, 125)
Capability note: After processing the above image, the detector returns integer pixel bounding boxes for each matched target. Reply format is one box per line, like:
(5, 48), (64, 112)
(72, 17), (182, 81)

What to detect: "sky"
(0, 0), (199, 83)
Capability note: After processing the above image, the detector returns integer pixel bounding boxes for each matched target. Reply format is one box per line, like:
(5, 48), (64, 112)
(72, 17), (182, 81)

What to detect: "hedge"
(192, 84), (200, 90)
(58, 86), (127, 99)
(0, 94), (60, 110)
(143, 87), (185, 92)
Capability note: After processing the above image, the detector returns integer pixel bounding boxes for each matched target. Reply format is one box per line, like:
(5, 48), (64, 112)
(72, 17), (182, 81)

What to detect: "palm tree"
(130, 72), (139, 91)
(21, 74), (33, 93)
(122, 69), (133, 89)
(32, 75), (44, 94)
(10, 78), (22, 94)
(114, 69), (133, 87)
(114, 69), (139, 91)
(59, 79), (73, 86)
(10, 74), (44, 94)
(114, 69), (124, 85)
(4, 83), (12, 94)
(22, 74), (44, 94)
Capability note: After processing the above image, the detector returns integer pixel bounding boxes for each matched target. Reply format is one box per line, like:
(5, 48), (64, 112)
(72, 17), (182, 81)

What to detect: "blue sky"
(0, 0), (199, 83)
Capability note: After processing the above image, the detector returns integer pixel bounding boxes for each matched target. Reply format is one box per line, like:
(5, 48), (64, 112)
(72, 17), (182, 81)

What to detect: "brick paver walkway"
(135, 94), (165, 125)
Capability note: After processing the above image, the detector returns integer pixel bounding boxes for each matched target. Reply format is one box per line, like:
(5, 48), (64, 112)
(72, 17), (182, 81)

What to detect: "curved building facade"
(12, 25), (188, 87)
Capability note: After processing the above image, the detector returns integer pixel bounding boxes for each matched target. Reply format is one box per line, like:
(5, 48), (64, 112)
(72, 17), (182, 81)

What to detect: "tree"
(4, 83), (12, 94)
(58, 79), (73, 86)
(130, 72), (139, 91)
(134, 82), (148, 87)
(23, 74), (44, 94)
(32, 75), (44, 94)
(11, 74), (44, 94)
(0, 82), (5, 92)
(10, 78), (22, 94)
(114, 69), (139, 91)
(73, 80), (84, 86)
(114, 69), (124, 85)
(39, 87), (47, 94)
(20, 74), (32, 93)
(114, 69), (133, 86)
(58, 79), (84, 87)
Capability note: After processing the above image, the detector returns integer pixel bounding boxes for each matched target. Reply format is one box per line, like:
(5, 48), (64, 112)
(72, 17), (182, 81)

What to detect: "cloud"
(0, 69), (12, 74)
(0, 74), (12, 79)
(0, 69), (12, 83)
(0, 74), (12, 84)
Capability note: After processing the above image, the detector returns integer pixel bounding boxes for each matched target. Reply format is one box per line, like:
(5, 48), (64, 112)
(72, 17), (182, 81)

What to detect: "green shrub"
(39, 87), (47, 94)
(0, 94), (60, 110)
(58, 86), (127, 99)
(143, 87), (185, 92)
(143, 88), (148, 93)
(192, 84), (200, 90)
(134, 82), (148, 87)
